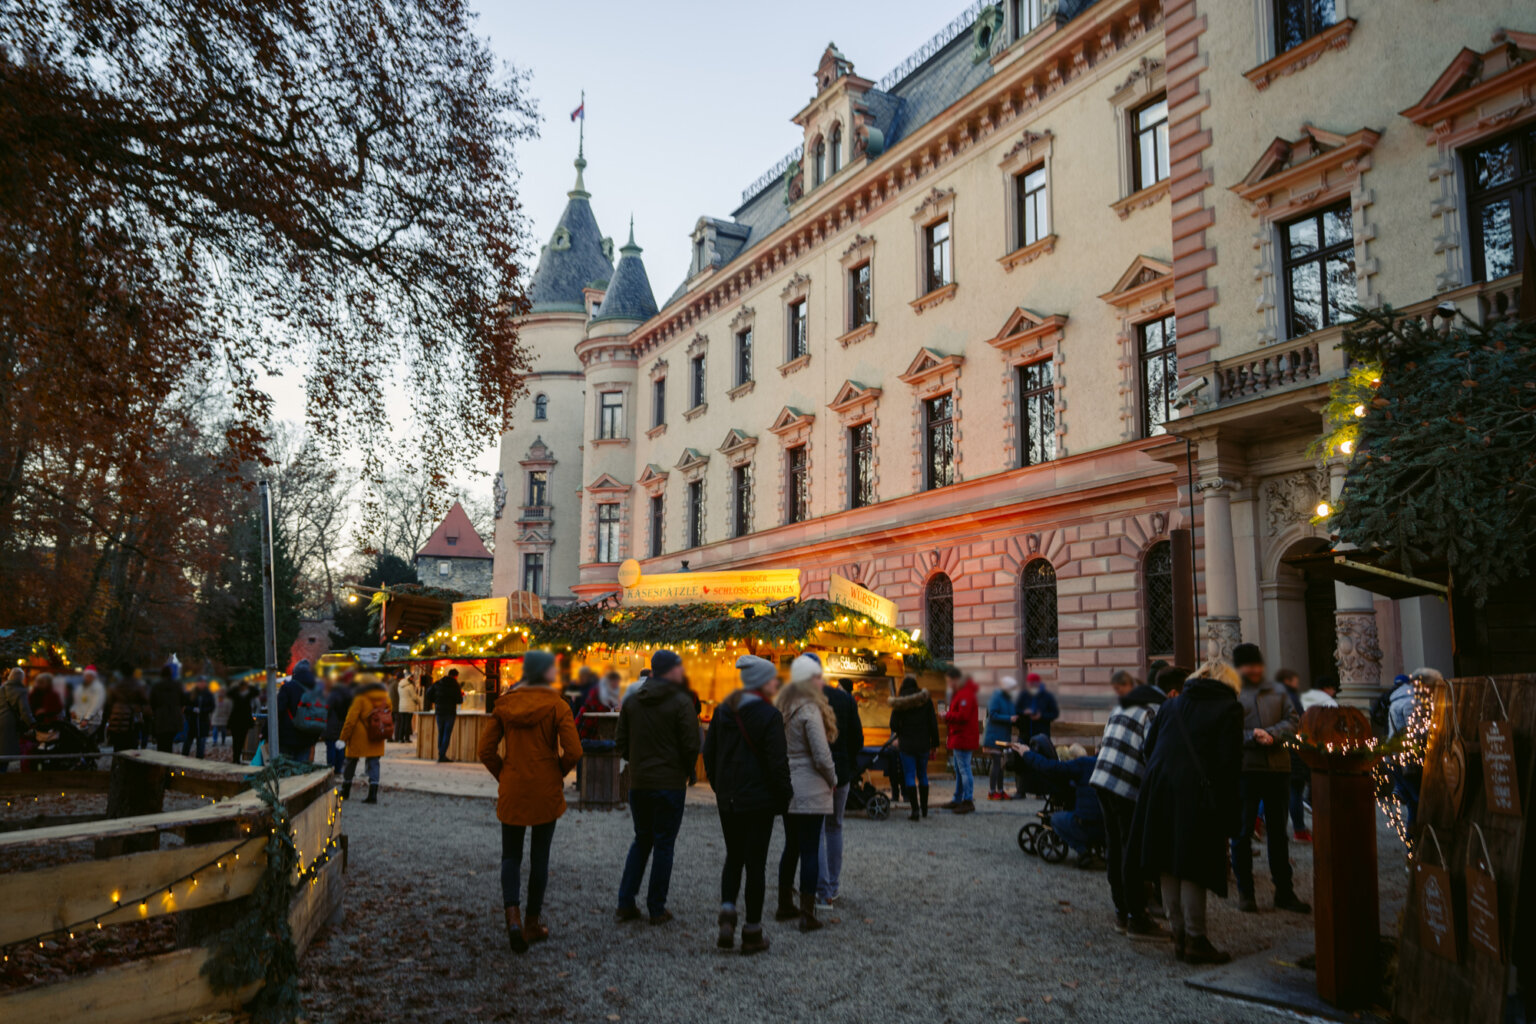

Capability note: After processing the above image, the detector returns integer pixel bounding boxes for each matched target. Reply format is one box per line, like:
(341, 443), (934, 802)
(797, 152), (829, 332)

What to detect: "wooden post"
(1312, 767), (1379, 1008)
(95, 756), (167, 858)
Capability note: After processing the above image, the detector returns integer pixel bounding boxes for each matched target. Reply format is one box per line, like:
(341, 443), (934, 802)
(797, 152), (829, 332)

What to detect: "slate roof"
(660, 1), (1102, 309)
(417, 500), (492, 560)
(529, 155), (614, 313)
(590, 221), (659, 324)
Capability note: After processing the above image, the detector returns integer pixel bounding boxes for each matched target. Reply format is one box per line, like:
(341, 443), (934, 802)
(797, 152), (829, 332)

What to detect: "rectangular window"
(1017, 361), (1057, 466)
(686, 480), (704, 548)
(526, 470), (547, 509)
(849, 422), (874, 509)
(1280, 201), (1356, 337)
(598, 391), (623, 439)
(1465, 124), (1536, 284)
(596, 503), (620, 563)
(652, 377), (666, 428)
(1138, 314), (1178, 438)
(731, 464), (752, 537)
(648, 494), (664, 558)
(787, 299), (809, 361)
(923, 394), (955, 491)
(1131, 96), (1170, 192)
(1012, 0), (1042, 38)
(1274, 0), (1337, 55)
(690, 353), (706, 408)
(786, 446), (809, 524)
(521, 553), (544, 596)
(924, 218), (952, 293)
(735, 328), (753, 387)
(849, 262), (872, 328)
(1015, 164), (1048, 249)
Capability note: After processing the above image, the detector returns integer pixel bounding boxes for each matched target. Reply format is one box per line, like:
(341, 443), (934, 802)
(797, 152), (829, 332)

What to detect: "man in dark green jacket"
(1230, 643), (1309, 914)
(614, 650), (701, 925)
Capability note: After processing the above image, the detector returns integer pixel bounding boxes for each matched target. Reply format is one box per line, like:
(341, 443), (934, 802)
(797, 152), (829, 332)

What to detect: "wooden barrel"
(579, 751), (625, 810)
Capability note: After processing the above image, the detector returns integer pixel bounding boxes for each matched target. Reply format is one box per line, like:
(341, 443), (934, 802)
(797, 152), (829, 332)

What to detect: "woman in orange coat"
(338, 675), (392, 804)
(478, 650), (582, 953)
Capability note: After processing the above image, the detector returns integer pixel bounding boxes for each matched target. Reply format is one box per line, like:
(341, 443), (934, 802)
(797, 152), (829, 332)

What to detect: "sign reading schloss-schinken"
(618, 567), (801, 607)
(827, 573), (899, 627)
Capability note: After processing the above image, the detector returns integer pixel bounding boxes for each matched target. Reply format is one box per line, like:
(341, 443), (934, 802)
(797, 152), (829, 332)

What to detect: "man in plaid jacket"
(1090, 670), (1167, 939)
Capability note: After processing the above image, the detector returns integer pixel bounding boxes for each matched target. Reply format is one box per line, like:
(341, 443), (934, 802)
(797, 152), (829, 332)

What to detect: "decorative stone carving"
(912, 186), (955, 221)
(492, 471), (507, 521)
(1262, 469), (1327, 537)
(1334, 610), (1384, 697)
(1206, 617), (1242, 664)
(1114, 56), (1164, 98)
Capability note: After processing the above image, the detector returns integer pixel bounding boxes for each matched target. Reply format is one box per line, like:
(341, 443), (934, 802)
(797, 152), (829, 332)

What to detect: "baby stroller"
(846, 737), (901, 821)
(31, 718), (104, 772)
(1013, 736), (1104, 866)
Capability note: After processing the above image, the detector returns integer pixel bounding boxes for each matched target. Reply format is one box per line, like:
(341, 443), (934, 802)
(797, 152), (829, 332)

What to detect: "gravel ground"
(298, 784), (1408, 1024)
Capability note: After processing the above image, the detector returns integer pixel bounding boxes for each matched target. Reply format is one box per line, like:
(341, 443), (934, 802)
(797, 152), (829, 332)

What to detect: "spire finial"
(627, 215), (635, 247)
(570, 90), (589, 198)
(578, 89), (585, 160)
(620, 214), (641, 254)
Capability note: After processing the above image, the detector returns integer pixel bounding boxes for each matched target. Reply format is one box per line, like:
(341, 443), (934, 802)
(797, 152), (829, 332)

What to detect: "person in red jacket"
(942, 668), (980, 814)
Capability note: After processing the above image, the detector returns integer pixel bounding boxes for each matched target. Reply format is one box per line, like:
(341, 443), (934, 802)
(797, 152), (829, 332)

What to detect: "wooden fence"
(0, 751), (345, 1024)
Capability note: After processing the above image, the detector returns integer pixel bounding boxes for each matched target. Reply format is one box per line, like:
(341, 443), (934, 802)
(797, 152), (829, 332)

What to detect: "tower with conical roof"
(491, 147), (614, 603)
(572, 218), (659, 600)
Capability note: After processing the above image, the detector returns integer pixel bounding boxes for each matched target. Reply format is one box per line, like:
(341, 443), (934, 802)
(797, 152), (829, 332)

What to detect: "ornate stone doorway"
(1263, 536), (1335, 686)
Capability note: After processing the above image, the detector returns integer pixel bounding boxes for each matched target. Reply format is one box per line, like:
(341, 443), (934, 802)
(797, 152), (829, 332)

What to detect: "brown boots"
(503, 907), (549, 955)
(740, 924), (769, 955)
(773, 889), (800, 922)
(504, 907), (527, 954)
(717, 908), (738, 949)
(798, 890), (823, 933)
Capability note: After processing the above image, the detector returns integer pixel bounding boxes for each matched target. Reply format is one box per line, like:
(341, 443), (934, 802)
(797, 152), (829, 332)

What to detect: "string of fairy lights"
(1375, 677), (1433, 854)
(1, 783), (345, 960)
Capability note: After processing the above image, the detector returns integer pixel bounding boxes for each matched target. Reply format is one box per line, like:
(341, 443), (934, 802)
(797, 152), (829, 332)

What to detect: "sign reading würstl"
(617, 562), (801, 607)
(827, 573), (899, 628)
(451, 597), (511, 636)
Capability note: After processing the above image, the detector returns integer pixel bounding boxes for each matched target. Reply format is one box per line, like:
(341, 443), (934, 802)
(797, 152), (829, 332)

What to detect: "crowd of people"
(466, 642), (1440, 965)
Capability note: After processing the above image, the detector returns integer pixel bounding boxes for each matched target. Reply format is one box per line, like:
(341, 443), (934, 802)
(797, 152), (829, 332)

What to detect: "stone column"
(1327, 462), (1383, 703)
(1198, 477), (1242, 663)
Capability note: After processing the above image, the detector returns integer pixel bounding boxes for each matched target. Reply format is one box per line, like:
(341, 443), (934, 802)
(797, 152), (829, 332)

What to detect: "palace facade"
(492, 0), (1533, 715)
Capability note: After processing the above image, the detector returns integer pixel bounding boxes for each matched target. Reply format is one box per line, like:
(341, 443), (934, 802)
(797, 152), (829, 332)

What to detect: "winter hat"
(1393, 674), (1411, 688)
(1000, 675), (1020, 693)
(736, 655), (776, 691)
(651, 649), (683, 677)
(1232, 643), (1264, 668)
(1026, 672), (1043, 685)
(789, 654), (822, 686)
(522, 650), (556, 684)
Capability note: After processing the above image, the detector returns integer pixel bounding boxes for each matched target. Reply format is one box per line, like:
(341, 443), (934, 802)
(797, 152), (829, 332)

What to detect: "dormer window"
(446, 535), (458, 546)
(830, 124), (843, 174)
(1011, 0), (1043, 39)
(693, 235), (707, 275)
(813, 138), (827, 187)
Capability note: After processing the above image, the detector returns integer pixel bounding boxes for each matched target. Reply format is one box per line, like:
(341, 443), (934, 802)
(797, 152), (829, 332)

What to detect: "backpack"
(108, 697), (139, 733)
(1369, 687), (1394, 736)
(292, 687), (328, 736)
(365, 703), (394, 743)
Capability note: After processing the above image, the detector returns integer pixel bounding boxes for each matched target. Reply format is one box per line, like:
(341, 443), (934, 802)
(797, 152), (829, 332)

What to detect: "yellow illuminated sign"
(827, 573), (898, 628)
(451, 597), (511, 636)
(618, 566), (802, 607)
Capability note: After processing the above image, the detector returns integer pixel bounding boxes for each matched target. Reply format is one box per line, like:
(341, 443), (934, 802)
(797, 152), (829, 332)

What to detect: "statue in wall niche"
(1262, 469), (1328, 537)
(1334, 612), (1383, 694)
(492, 470), (507, 521)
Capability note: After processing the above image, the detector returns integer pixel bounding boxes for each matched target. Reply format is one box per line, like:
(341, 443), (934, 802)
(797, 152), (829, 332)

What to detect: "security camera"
(1172, 375), (1209, 409)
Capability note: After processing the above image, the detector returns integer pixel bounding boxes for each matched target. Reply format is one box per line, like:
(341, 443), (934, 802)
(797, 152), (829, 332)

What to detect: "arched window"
(925, 573), (954, 661)
(813, 138), (827, 187)
(830, 124), (843, 173)
(533, 394), (548, 420)
(1144, 541), (1175, 658)
(1021, 560), (1058, 659)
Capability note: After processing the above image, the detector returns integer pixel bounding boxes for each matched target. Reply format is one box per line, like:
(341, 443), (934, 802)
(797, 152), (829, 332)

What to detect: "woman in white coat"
(772, 654), (838, 932)
(395, 670), (421, 742)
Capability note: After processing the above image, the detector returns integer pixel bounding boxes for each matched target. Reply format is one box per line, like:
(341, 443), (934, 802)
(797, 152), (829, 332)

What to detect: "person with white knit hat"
(772, 654), (838, 932)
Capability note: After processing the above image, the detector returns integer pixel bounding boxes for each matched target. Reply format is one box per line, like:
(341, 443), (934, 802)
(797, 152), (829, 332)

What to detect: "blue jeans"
(436, 713), (456, 759)
(502, 821), (556, 912)
(618, 789), (686, 917)
(1051, 810), (1103, 856)
(899, 751), (930, 788)
(951, 749), (974, 803)
(344, 756), (380, 785)
(817, 783), (850, 900)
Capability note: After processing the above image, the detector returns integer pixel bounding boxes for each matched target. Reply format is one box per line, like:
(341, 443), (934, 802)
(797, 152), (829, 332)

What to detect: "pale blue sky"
(476, 0), (971, 296)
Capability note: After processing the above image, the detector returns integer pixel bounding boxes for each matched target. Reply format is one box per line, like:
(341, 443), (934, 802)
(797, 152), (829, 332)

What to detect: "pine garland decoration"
(201, 760), (326, 1023)
(1316, 305), (1536, 605)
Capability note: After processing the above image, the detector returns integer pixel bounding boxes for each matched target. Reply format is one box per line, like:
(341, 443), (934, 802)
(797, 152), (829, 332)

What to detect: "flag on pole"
(570, 101), (585, 122)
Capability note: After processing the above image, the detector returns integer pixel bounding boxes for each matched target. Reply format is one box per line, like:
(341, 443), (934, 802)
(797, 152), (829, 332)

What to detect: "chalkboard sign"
(1395, 675), (1536, 1024)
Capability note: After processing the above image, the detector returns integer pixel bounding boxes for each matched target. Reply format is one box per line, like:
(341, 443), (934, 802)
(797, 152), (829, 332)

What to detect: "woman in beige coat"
(773, 654), (838, 932)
